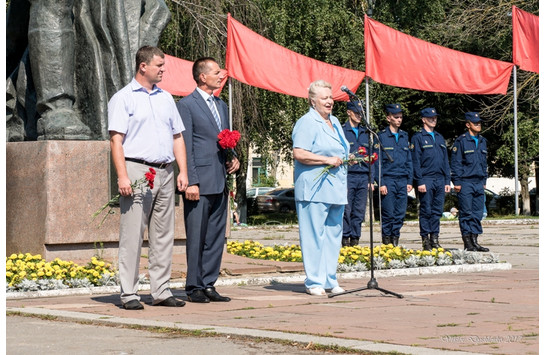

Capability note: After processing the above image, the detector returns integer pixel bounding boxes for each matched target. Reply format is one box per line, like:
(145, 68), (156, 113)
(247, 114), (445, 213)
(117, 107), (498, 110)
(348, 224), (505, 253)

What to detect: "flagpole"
(513, 65), (519, 215)
(228, 77), (233, 130)
(365, 76), (370, 125)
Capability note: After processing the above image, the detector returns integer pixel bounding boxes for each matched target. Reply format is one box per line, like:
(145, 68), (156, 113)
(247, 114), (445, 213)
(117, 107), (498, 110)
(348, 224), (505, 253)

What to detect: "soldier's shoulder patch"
(452, 146), (458, 152)
(374, 143), (379, 149)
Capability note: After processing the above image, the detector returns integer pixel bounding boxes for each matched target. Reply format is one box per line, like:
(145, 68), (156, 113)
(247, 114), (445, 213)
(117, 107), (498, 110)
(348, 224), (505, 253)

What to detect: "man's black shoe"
(123, 299), (144, 310)
(349, 238), (359, 247)
(154, 296), (185, 307)
(341, 237), (350, 247)
(204, 287), (231, 302)
(187, 289), (210, 303)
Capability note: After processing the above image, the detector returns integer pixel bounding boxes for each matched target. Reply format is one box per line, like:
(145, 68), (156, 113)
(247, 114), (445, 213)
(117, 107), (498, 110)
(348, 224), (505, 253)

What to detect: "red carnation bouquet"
(92, 167), (156, 226)
(315, 146), (378, 180)
(218, 129), (241, 161)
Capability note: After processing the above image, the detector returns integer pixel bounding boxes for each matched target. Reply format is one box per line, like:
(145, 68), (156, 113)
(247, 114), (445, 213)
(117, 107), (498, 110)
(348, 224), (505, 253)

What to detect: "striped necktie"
(207, 96), (222, 130)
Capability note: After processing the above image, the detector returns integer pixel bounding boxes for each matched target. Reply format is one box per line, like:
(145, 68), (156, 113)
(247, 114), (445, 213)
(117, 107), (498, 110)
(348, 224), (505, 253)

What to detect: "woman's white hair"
(308, 79), (332, 107)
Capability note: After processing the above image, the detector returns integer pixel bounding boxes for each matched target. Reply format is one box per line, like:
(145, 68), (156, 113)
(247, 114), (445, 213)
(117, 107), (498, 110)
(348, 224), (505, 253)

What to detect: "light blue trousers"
(296, 201), (344, 289)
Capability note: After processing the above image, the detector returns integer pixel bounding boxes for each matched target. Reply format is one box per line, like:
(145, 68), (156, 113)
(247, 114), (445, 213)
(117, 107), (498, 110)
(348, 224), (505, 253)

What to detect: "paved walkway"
(6, 220), (539, 354)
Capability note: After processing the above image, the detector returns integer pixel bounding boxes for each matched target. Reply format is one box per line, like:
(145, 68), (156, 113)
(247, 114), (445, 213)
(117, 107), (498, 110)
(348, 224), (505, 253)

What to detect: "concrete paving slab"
(6, 220), (539, 354)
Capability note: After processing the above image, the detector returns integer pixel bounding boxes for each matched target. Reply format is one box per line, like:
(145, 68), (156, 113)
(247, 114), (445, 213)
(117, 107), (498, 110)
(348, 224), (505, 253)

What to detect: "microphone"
(341, 85), (359, 99)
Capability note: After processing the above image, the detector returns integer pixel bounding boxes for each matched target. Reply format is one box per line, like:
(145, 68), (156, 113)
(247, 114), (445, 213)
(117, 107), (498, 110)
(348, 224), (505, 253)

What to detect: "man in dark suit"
(176, 57), (240, 303)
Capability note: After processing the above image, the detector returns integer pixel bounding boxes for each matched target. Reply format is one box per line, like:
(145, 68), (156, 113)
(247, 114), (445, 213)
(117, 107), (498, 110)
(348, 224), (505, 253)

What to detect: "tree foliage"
(158, 0), (538, 215)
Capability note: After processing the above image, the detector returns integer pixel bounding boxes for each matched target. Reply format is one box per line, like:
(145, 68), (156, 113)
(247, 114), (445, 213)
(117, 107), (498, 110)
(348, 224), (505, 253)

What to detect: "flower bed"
(6, 253), (118, 292)
(227, 240), (499, 272)
(7, 242), (500, 292)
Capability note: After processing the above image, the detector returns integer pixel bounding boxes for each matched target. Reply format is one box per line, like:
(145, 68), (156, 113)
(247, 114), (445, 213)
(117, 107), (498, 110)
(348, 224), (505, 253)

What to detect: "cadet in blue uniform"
(411, 108), (451, 250)
(341, 101), (370, 247)
(376, 104), (413, 246)
(450, 112), (489, 252)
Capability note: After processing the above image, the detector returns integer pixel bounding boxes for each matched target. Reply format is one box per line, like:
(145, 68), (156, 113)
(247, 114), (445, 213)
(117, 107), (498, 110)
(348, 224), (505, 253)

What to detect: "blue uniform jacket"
(450, 133), (488, 186)
(410, 128), (450, 186)
(375, 127), (413, 185)
(341, 122), (370, 174)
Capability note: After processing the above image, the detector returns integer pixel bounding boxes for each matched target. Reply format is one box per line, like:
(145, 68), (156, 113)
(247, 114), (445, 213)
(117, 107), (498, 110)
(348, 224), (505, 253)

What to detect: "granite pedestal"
(6, 141), (186, 261)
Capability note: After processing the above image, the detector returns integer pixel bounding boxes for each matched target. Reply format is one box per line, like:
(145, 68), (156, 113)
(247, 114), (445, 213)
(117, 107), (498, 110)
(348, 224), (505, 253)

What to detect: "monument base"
(6, 141), (186, 261)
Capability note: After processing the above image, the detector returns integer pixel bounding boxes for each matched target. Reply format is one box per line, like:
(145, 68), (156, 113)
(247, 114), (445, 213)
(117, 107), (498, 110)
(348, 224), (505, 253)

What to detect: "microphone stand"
(329, 97), (403, 299)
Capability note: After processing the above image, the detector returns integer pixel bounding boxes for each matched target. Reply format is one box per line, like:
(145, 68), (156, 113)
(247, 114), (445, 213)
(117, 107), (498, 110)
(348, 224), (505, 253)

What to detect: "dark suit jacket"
(176, 89), (228, 195)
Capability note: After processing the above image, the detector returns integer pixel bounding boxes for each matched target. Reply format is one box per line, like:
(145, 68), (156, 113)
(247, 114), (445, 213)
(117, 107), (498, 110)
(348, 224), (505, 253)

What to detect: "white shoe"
(306, 287), (326, 296)
(329, 286), (345, 294)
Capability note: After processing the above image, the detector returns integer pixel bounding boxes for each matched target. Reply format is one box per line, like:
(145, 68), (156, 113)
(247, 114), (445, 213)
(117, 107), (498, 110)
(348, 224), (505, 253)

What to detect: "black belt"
(125, 157), (171, 169)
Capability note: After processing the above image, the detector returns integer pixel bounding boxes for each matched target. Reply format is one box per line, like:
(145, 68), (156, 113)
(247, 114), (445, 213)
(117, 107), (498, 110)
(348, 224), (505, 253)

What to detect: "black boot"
(382, 235), (391, 245)
(391, 236), (399, 247)
(349, 238), (359, 247)
(471, 234), (489, 252)
(422, 235), (432, 251)
(342, 237), (350, 247)
(462, 235), (477, 251)
(430, 234), (442, 249)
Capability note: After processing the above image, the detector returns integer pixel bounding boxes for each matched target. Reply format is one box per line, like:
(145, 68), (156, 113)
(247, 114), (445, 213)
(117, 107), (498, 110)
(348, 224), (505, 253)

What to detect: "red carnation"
(357, 146), (367, 155)
(218, 129), (241, 149)
(92, 166), (157, 226)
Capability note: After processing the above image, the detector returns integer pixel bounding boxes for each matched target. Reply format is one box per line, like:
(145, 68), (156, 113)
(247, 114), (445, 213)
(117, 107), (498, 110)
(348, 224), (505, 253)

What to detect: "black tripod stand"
(329, 97), (403, 299)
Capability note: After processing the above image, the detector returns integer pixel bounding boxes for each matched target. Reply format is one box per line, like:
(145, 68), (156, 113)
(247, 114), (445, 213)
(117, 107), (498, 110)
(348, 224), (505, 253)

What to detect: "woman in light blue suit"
(292, 80), (350, 296)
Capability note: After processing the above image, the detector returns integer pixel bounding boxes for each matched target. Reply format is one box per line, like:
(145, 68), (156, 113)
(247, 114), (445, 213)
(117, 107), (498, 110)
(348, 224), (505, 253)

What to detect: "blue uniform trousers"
(457, 180), (484, 235)
(418, 177), (445, 237)
(380, 177), (408, 238)
(297, 201), (344, 290)
(342, 173), (369, 240)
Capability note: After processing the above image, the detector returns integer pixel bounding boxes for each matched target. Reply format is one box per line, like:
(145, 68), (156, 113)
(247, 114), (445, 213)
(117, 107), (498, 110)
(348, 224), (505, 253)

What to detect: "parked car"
(256, 188), (295, 213)
(246, 187), (276, 215)
(444, 188), (500, 216)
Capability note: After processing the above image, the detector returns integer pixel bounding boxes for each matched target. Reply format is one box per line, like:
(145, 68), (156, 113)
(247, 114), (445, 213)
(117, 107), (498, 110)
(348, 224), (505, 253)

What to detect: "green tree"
(433, 0), (539, 215)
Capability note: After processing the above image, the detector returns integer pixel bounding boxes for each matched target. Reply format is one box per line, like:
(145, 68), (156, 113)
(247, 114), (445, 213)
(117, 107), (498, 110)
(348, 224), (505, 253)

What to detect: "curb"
(7, 306), (489, 355)
(6, 262), (511, 300)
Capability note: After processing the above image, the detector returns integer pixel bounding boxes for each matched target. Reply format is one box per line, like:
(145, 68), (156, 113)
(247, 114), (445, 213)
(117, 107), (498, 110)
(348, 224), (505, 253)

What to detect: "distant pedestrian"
(450, 112), (489, 252)
(411, 107), (451, 251)
(376, 103), (413, 246)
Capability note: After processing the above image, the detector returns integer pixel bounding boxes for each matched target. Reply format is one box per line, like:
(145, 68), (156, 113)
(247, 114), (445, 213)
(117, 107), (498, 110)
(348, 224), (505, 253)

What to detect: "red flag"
(364, 16), (513, 95)
(512, 6), (539, 74)
(158, 54), (227, 96)
(226, 14), (365, 101)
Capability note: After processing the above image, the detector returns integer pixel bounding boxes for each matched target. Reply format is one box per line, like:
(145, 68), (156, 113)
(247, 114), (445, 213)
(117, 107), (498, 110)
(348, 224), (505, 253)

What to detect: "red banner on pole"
(364, 16), (513, 95)
(226, 14), (365, 101)
(512, 6), (539, 74)
(158, 55), (227, 96)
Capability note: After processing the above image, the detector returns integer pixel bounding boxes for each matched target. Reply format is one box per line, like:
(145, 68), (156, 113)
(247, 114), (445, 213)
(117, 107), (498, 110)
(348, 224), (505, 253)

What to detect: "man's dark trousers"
(343, 172), (368, 240)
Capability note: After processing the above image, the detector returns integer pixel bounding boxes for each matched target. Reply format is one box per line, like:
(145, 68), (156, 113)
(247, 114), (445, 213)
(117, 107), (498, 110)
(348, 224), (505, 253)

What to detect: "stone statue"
(6, 0), (171, 141)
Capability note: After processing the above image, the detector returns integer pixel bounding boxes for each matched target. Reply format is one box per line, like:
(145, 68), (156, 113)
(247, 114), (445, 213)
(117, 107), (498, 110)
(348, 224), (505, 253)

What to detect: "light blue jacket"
(292, 108), (349, 204)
